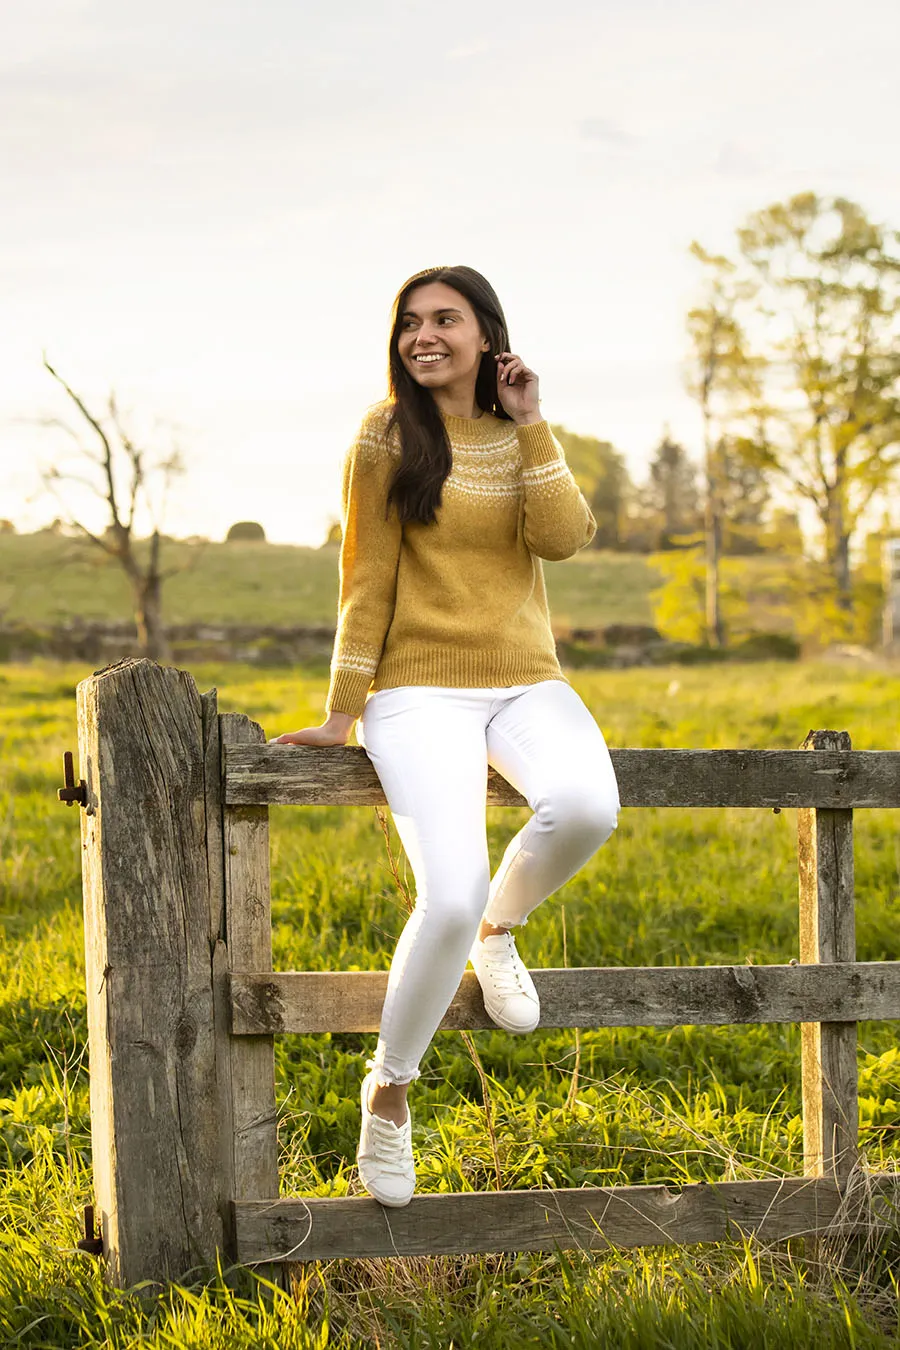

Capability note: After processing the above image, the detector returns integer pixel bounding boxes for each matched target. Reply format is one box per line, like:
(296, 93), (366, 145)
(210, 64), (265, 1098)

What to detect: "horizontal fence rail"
(225, 745), (900, 810)
(228, 962), (900, 1034)
(233, 1175), (900, 1263)
(71, 661), (900, 1285)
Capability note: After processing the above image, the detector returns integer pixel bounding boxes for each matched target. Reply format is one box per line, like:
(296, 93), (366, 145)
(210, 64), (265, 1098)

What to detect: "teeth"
(416, 354), (446, 363)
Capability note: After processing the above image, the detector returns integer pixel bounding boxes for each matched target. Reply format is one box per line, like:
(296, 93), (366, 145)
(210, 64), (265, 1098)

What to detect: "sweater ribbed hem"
(372, 645), (569, 694)
(326, 666), (374, 719)
(515, 420), (562, 468)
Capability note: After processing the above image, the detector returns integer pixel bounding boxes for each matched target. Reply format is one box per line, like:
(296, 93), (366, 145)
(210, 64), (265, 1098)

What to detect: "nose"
(413, 324), (440, 348)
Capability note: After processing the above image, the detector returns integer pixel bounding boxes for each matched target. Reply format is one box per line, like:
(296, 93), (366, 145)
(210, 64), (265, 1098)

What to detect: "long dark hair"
(383, 266), (512, 526)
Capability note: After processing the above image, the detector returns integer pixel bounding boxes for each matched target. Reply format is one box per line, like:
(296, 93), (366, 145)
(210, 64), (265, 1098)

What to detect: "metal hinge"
(58, 751), (87, 808)
(76, 1204), (104, 1256)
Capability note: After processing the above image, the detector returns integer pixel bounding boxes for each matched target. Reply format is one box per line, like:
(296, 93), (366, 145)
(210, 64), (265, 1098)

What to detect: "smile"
(414, 353), (448, 364)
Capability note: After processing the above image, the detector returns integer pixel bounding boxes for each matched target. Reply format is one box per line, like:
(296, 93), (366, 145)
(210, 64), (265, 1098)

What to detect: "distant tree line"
(551, 423), (788, 558)
(684, 191), (900, 643)
(25, 193), (899, 659)
(553, 190), (900, 648)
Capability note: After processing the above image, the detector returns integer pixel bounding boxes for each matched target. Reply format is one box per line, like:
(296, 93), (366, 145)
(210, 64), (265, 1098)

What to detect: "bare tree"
(37, 354), (194, 661)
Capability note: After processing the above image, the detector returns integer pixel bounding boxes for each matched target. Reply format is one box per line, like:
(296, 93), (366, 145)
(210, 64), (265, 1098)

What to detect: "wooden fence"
(68, 657), (900, 1286)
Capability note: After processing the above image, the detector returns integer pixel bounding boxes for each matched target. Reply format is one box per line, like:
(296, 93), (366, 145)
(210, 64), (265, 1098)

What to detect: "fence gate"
(70, 658), (900, 1286)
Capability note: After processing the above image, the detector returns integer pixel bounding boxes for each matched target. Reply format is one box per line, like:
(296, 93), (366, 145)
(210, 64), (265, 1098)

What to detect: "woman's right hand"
(267, 711), (357, 747)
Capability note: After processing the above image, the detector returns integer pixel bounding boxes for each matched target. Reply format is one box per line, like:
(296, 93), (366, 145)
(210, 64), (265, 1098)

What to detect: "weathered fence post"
(202, 694), (281, 1280)
(72, 672), (899, 1275)
(218, 712), (280, 1274)
(798, 729), (858, 1184)
(77, 659), (225, 1286)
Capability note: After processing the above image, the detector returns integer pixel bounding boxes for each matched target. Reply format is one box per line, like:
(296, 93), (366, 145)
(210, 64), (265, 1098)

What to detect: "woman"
(269, 265), (620, 1207)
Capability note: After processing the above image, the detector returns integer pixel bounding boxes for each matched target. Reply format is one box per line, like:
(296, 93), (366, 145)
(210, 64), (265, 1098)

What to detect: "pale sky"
(3, 0), (898, 546)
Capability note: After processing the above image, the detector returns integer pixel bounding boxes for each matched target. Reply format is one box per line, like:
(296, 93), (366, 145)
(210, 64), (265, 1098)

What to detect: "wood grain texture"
(799, 731), (858, 1185)
(224, 744), (900, 809)
(201, 689), (237, 1262)
(228, 961), (900, 1034)
(234, 1174), (900, 1262)
(77, 658), (224, 1287)
(220, 714), (279, 1208)
(76, 667), (900, 1280)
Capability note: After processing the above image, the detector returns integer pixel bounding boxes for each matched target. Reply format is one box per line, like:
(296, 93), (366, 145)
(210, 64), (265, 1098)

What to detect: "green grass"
(0, 531), (816, 634)
(1, 659), (899, 1345)
(0, 532), (661, 629)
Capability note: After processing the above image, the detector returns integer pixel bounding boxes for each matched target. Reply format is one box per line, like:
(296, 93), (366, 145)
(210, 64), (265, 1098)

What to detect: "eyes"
(400, 315), (458, 331)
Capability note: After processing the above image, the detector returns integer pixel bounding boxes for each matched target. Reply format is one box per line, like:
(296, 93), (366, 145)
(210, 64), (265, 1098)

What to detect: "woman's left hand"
(496, 352), (542, 425)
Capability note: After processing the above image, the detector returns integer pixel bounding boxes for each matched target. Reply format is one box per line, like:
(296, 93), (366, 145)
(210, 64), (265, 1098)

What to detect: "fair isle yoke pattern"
(444, 422), (521, 501)
(326, 403), (597, 719)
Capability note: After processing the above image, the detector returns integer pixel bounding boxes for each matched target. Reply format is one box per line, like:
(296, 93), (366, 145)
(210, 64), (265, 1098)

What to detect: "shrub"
(226, 521), (266, 543)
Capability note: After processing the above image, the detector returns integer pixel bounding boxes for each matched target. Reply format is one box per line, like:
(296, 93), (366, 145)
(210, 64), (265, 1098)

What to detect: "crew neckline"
(442, 407), (484, 422)
(441, 409), (507, 441)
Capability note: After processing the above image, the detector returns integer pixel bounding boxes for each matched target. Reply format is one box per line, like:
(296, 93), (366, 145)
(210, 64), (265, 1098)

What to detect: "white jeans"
(356, 679), (620, 1087)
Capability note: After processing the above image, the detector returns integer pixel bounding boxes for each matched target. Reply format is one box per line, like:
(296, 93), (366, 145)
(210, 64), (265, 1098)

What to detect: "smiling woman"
(385, 266), (523, 526)
(267, 264), (619, 1209)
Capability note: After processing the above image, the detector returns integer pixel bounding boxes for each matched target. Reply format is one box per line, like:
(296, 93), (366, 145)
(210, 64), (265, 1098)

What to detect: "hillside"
(1, 532), (821, 640)
(1, 532), (662, 630)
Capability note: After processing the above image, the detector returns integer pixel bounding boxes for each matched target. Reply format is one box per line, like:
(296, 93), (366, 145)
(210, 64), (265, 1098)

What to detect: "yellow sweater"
(326, 401), (597, 719)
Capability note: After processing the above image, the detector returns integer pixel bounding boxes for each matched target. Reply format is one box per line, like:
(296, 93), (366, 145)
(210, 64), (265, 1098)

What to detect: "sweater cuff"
(515, 420), (562, 469)
(326, 667), (371, 720)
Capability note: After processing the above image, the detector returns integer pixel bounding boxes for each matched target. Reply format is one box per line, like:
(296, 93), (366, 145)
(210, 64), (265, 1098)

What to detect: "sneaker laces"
(480, 934), (528, 998)
(362, 1063), (411, 1175)
(364, 1117), (410, 1174)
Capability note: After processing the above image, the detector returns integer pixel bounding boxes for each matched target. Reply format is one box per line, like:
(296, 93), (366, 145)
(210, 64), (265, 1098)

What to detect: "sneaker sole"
(483, 1002), (541, 1034)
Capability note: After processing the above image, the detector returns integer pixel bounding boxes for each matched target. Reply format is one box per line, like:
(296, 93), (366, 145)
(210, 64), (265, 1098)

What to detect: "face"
(396, 281), (490, 391)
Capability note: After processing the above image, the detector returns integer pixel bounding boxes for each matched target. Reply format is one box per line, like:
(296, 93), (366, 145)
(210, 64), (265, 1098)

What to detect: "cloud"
(578, 117), (640, 148)
(713, 140), (763, 176)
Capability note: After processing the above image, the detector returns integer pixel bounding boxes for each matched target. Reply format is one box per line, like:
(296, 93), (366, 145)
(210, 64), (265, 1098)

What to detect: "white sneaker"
(469, 931), (541, 1033)
(357, 1065), (416, 1207)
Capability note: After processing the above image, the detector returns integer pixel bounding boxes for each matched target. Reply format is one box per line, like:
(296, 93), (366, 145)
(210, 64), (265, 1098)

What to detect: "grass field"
(0, 533), (657, 630)
(0, 531), (817, 636)
(1, 658), (899, 1346)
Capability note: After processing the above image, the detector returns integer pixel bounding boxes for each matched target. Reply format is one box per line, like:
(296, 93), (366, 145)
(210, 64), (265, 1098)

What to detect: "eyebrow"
(401, 307), (465, 318)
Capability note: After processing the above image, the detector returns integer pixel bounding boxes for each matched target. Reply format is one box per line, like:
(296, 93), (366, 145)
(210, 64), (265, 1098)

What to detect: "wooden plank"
(234, 1174), (900, 1262)
(201, 689), (237, 1263)
(799, 731), (858, 1184)
(224, 744), (900, 809)
(76, 658), (224, 1287)
(220, 714), (279, 1209)
(229, 961), (900, 1035)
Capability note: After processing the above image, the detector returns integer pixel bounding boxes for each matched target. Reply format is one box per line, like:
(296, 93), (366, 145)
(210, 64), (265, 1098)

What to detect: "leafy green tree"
(734, 192), (900, 611)
(715, 434), (771, 554)
(551, 424), (632, 549)
(760, 507), (804, 557)
(685, 244), (761, 645)
(646, 429), (701, 548)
